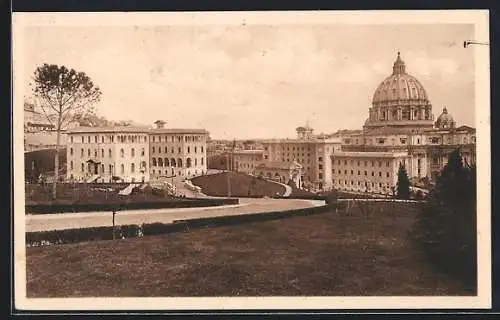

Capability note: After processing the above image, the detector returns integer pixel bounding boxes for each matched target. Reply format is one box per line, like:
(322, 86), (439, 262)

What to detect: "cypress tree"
(396, 163), (411, 200)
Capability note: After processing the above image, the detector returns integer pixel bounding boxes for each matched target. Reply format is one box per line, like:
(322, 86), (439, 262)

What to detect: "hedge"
(25, 198), (239, 214)
(26, 203), (338, 247)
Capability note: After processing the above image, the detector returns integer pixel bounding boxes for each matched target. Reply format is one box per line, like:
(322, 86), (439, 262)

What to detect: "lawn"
(191, 172), (285, 197)
(26, 202), (473, 297)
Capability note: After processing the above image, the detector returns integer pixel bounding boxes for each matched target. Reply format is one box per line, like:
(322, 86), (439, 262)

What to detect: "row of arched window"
(151, 157), (204, 168)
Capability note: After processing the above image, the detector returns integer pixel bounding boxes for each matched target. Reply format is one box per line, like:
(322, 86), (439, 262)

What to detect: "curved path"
(25, 198), (326, 233)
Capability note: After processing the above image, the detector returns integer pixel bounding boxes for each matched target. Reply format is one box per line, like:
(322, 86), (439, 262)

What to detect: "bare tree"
(31, 64), (102, 199)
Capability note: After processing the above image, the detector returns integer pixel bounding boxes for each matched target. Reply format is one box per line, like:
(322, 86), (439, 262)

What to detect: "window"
(201, 157), (204, 165)
(141, 148), (145, 156)
(94, 150), (98, 157)
(319, 164), (323, 170)
(201, 146), (204, 153)
(108, 149), (112, 158)
(350, 170), (354, 175)
(344, 170), (347, 174)
(318, 173), (323, 179)
(120, 148), (124, 158)
(178, 147), (181, 153)
(88, 136), (91, 143)
(70, 161), (73, 170)
(131, 163), (135, 173)
(379, 172), (382, 177)
(88, 149), (91, 157)
(158, 158), (163, 167)
(187, 147), (190, 153)
(152, 158), (157, 166)
(102, 136), (104, 143)
(371, 172), (374, 176)
(386, 161), (390, 167)
(70, 148), (73, 156)
(81, 163), (84, 172)
(152, 147), (155, 153)
(164, 147), (167, 153)
(364, 171), (367, 176)
(109, 164), (112, 174)
(95, 136), (98, 143)
(70, 136), (74, 143)
(195, 147), (197, 153)
(386, 172), (390, 178)
(338, 160), (341, 165)
(101, 149), (104, 157)
(120, 164), (124, 174)
(357, 170), (360, 175)
(81, 137), (84, 143)
(131, 148), (135, 157)
(158, 146), (161, 154)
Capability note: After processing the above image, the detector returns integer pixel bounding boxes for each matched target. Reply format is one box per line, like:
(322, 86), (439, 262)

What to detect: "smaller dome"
(435, 107), (455, 129)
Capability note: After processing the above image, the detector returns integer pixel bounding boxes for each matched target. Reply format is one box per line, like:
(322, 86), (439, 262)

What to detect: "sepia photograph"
(13, 10), (491, 310)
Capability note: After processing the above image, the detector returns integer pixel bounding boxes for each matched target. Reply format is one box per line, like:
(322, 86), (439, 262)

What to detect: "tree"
(411, 149), (477, 291)
(396, 163), (411, 200)
(31, 64), (102, 199)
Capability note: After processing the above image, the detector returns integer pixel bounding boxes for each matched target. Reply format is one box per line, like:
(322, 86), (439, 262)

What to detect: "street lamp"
(463, 40), (489, 48)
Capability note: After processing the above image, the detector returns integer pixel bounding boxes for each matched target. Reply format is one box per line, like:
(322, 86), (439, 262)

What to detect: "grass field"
(191, 172), (285, 197)
(26, 202), (473, 297)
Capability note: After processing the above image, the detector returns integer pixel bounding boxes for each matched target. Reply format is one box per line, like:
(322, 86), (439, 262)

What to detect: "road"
(25, 198), (326, 233)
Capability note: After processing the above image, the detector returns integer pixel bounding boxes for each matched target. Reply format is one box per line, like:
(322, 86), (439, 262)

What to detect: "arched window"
(195, 158), (198, 166)
(88, 149), (91, 157)
(186, 158), (192, 168)
(131, 148), (135, 157)
(70, 161), (73, 170)
(120, 164), (124, 174)
(120, 148), (124, 158)
(201, 146), (204, 153)
(178, 158), (183, 167)
(109, 149), (112, 158)
(187, 147), (190, 153)
(194, 146), (197, 153)
(140, 161), (147, 171)
(101, 164), (105, 173)
(101, 149), (104, 157)
(201, 157), (204, 165)
(152, 158), (157, 166)
(81, 163), (85, 172)
(171, 158), (176, 167)
(131, 163), (135, 173)
(158, 158), (163, 167)
(70, 148), (73, 156)
(164, 147), (168, 153)
(165, 158), (169, 166)
(109, 164), (113, 174)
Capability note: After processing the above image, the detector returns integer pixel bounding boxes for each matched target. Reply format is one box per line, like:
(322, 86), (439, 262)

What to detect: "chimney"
(154, 120), (166, 129)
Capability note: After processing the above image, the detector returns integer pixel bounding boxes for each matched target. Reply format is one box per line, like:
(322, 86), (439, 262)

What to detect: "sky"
(22, 23), (475, 140)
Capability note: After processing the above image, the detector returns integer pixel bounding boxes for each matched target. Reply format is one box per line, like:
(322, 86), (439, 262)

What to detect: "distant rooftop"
(333, 151), (408, 158)
(66, 126), (209, 135)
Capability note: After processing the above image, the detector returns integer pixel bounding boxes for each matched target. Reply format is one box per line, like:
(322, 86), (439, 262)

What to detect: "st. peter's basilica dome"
(364, 52), (435, 133)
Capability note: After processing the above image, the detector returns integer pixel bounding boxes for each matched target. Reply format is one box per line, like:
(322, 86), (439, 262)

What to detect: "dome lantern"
(392, 51), (406, 75)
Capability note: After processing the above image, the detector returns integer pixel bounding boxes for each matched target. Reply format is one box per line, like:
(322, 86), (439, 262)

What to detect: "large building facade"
(259, 126), (342, 191)
(331, 52), (476, 194)
(65, 121), (209, 183)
